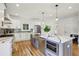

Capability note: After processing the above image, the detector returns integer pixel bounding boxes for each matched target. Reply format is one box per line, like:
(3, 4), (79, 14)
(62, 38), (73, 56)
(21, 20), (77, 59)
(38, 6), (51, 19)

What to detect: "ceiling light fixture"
(41, 12), (45, 25)
(15, 13), (19, 16)
(55, 4), (59, 21)
(68, 6), (72, 9)
(1, 17), (4, 21)
(16, 4), (20, 7)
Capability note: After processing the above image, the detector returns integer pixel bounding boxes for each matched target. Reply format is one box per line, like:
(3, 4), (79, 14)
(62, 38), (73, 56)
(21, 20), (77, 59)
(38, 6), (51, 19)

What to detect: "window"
(23, 24), (29, 30)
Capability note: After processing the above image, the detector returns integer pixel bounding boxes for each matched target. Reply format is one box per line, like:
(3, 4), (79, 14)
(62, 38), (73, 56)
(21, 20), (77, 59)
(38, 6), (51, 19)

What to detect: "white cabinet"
(22, 33), (30, 40)
(0, 37), (13, 56)
(21, 33), (24, 40)
(14, 32), (31, 42)
(0, 17), (21, 29)
(62, 40), (72, 56)
(14, 33), (21, 41)
(0, 18), (2, 27)
(0, 11), (4, 28)
(27, 33), (30, 40)
(0, 4), (6, 28)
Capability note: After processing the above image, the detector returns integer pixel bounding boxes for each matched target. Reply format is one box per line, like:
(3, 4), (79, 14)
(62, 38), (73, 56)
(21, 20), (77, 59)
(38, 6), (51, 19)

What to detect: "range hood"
(0, 4), (13, 29)
(4, 8), (12, 24)
(4, 17), (12, 24)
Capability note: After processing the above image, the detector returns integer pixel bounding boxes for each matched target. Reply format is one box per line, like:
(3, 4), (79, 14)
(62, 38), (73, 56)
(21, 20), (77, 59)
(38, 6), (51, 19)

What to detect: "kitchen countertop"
(0, 34), (14, 37)
(40, 35), (74, 43)
(0, 36), (13, 43)
(0, 34), (14, 43)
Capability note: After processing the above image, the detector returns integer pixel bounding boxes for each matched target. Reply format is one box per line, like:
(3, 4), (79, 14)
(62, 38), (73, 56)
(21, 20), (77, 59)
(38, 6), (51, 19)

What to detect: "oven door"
(46, 41), (59, 55)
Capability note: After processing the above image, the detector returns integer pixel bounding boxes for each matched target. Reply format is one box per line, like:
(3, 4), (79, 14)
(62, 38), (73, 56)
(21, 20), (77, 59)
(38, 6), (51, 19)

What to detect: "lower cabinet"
(39, 37), (46, 54)
(14, 33), (21, 41)
(59, 40), (72, 56)
(14, 33), (31, 41)
(31, 38), (39, 48)
(0, 37), (13, 56)
(31, 36), (45, 54)
(63, 40), (72, 56)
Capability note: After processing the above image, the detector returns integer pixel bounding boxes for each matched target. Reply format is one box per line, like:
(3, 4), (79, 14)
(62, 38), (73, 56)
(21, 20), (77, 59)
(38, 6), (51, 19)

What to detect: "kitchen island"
(0, 35), (13, 56)
(40, 35), (74, 56)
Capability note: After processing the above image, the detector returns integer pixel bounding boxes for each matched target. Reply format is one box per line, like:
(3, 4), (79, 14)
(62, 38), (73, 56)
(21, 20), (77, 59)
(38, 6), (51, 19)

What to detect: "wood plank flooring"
(12, 40), (79, 56)
(72, 43), (79, 56)
(12, 40), (44, 56)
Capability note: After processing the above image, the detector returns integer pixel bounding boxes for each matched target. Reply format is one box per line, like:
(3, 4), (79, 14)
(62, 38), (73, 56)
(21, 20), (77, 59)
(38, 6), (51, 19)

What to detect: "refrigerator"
(34, 25), (41, 34)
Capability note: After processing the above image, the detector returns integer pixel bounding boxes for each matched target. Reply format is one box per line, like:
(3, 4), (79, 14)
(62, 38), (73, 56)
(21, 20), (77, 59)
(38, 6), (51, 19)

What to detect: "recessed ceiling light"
(68, 6), (72, 9)
(49, 14), (52, 17)
(1, 17), (4, 21)
(56, 18), (58, 21)
(15, 13), (19, 16)
(16, 4), (20, 7)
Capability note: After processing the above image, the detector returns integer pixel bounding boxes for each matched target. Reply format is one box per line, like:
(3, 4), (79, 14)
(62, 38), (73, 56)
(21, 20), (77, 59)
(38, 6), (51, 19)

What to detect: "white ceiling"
(5, 3), (79, 20)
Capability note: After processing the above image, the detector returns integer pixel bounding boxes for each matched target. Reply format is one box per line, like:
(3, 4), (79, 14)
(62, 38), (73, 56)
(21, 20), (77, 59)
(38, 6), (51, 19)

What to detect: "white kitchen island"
(0, 36), (13, 56)
(40, 35), (74, 56)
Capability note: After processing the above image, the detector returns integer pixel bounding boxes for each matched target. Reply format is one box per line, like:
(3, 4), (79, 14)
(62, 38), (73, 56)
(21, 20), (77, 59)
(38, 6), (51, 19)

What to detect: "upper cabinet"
(0, 3), (6, 28)
(0, 3), (21, 29)
(3, 16), (21, 29)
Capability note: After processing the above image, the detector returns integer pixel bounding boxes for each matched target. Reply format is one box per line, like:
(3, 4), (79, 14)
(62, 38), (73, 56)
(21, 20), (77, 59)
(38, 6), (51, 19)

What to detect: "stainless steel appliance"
(34, 25), (41, 34)
(45, 40), (59, 56)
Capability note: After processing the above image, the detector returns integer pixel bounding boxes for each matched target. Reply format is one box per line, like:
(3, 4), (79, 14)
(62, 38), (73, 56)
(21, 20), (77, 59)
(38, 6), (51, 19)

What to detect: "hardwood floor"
(72, 43), (79, 56)
(12, 40), (79, 56)
(12, 40), (44, 56)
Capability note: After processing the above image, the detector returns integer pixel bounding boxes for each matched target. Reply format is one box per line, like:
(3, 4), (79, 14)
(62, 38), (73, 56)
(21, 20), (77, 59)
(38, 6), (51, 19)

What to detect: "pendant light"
(55, 4), (59, 21)
(41, 12), (45, 25)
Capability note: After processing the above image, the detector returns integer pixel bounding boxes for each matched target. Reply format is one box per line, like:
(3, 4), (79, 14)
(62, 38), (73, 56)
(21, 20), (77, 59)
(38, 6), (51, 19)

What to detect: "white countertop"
(40, 35), (74, 43)
(0, 37), (13, 43)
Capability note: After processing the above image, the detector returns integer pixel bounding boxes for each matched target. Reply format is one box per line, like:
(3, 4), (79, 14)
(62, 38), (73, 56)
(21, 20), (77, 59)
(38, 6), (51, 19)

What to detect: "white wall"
(10, 12), (79, 37)
(6, 3), (79, 39)
(9, 15), (57, 39)
(56, 13), (79, 36)
(77, 12), (79, 33)
(5, 3), (79, 36)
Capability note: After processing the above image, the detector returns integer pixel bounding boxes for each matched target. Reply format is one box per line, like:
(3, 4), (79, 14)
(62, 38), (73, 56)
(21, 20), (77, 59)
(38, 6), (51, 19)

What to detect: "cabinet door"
(0, 18), (2, 27)
(18, 33), (28, 41)
(0, 10), (4, 27)
(21, 33), (30, 40)
(0, 39), (12, 56)
(21, 33), (25, 40)
(0, 41), (6, 56)
(63, 40), (72, 56)
(14, 33), (21, 41)
(39, 37), (45, 54)
(27, 33), (30, 40)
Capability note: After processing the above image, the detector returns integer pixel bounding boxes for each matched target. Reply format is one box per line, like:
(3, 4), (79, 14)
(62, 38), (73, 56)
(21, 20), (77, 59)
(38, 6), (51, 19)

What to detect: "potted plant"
(44, 25), (51, 36)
